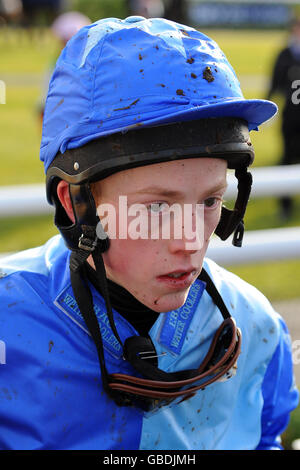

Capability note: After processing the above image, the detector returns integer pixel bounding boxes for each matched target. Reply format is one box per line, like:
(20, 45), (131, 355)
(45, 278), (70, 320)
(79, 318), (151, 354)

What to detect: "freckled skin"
(89, 158), (227, 313)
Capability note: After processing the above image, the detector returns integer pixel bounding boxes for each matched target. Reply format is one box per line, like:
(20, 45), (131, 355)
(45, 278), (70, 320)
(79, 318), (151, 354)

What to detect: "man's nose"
(167, 205), (204, 254)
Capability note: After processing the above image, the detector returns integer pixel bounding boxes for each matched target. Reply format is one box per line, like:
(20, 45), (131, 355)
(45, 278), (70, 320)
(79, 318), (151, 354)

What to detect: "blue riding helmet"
(40, 16), (277, 173)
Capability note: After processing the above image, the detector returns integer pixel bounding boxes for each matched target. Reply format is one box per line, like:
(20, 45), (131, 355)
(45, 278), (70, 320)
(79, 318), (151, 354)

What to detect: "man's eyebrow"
(129, 182), (228, 198)
(202, 181), (228, 198)
(131, 187), (185, 197)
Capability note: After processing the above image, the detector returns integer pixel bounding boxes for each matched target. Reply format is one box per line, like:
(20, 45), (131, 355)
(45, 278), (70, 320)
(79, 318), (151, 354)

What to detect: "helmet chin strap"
(215, 167), (253, 247)
(65, 170), (249, 408)
(66, 182), (125, 404)
(69, 235), (127, 405)
(69, 224), (123, 347)
(69, 235), (241, 409)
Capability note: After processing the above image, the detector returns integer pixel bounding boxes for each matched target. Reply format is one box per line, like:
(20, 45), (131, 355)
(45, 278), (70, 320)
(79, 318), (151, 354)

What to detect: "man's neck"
(84, 262), (159, 336)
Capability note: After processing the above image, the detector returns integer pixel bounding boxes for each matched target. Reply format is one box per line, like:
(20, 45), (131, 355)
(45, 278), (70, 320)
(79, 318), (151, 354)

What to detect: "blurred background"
(0, 0), (300, 449)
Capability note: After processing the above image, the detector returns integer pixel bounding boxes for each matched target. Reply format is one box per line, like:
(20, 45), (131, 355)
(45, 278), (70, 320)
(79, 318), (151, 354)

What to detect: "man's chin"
(151, 288), (191, 313)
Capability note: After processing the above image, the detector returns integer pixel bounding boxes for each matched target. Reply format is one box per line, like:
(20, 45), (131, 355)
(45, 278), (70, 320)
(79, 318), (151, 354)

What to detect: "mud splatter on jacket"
(0, 236), (298, 450)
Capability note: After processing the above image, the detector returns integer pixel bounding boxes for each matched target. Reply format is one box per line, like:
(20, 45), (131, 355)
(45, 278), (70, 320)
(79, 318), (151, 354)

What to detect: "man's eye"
(204, 197), (219, 208)
(148, 202), (169, 213)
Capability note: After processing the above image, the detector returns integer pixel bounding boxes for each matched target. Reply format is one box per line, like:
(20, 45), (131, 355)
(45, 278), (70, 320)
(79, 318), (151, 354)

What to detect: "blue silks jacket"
(0, 235), (298, 450)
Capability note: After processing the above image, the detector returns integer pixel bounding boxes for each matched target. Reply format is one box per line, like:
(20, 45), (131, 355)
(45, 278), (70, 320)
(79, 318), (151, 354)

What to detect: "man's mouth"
(166, 271), (193, 279)
(157, 269), (198, 286)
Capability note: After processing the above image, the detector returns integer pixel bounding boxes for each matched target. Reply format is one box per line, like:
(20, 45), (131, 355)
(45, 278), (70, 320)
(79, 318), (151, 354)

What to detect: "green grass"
(0, 214), (57, 253)
(0, 86), (45, 185)
(203, 29), (287, 77)
(224, 195), (300, 302)
(227, 259), (300, 302)
(0, 28), (58, 73)
(245, 195), (300, 230)
(0, 30), (55, 185)
(282, 405), (300, 450)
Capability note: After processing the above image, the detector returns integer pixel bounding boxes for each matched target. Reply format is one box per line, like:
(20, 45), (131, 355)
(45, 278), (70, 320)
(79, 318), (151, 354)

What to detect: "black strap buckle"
(232, 220), (244, 247)
(78, 233), (98, 252)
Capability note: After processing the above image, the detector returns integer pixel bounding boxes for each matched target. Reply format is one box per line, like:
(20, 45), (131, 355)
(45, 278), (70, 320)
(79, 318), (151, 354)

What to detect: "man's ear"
(56, 180), (75, 223)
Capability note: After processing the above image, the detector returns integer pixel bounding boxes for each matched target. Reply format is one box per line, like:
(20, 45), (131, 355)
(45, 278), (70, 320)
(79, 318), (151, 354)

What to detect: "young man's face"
(92, 158), (227, 313)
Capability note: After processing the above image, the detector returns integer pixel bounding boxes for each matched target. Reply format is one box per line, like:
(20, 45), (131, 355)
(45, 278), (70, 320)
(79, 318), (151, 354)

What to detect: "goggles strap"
(109, 317), (241, 401)
(123, 335), (197, 383)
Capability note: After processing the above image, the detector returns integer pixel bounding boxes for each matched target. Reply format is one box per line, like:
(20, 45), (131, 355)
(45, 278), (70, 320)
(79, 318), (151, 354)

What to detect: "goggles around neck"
(109, 316), (241, 411)
(69, 245), (242, 412)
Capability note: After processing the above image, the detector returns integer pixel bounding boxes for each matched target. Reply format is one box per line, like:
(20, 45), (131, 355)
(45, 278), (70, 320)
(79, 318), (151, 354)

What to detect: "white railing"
(1, 164), (300, 217)
(207, 226), (300, 265)
(0, 165), (300, 265)
(0, 183), (52, 217)
(1, 226), (299, 265)
(225, 163), (300, 199)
